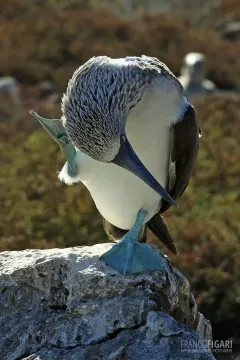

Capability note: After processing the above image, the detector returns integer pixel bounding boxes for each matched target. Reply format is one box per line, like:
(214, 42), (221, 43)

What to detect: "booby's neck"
(126, 80), (188, 181)
(128, 77), (189, 124)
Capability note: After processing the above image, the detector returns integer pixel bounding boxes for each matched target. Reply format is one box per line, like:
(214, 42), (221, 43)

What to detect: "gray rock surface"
(0, 244), (215, 360)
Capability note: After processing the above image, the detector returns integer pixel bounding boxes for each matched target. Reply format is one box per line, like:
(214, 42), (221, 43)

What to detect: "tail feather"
(147, 214), (177, 255)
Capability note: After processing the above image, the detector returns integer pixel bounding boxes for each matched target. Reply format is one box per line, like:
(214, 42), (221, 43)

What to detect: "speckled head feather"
(61, 55), (182, 162)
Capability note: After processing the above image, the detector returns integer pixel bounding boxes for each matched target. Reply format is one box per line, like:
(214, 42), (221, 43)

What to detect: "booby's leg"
(100, 209), (166, 274)
(103, 218), (146, 243)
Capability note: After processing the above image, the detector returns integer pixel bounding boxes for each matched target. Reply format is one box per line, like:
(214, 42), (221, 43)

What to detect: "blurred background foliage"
(0, 0), (239, 351)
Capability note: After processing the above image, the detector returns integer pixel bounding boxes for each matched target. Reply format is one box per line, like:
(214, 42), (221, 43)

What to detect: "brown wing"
(141, 57), (199, 209)
(160, 104), (200, 213)
(147, 104), (200, 254)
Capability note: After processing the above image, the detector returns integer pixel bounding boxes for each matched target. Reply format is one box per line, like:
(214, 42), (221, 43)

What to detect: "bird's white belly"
(83, 161), (162, 230)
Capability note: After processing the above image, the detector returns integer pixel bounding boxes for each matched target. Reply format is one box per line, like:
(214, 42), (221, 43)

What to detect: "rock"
(0, 244), (215, 360)
(221, 21), (240, 42)
(38, 81), (57, 97)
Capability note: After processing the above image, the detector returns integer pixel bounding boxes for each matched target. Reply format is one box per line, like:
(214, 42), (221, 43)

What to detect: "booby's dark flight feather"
(160, 104), (200, 213)
(146, 104), (200, 254)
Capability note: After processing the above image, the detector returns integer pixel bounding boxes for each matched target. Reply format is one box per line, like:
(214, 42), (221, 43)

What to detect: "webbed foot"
(100, 209), (166, 274)
(100, 237), (165, 274)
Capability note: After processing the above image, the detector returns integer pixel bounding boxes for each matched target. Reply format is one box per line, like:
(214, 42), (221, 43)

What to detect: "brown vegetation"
(0, 0), (239, 345)
(0, 1), (240, 89)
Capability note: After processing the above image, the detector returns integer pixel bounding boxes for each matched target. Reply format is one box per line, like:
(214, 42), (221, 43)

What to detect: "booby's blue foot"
(29, 111), (78, 177)
(101, 238), (165, 274)
(100, 210), (166, 274)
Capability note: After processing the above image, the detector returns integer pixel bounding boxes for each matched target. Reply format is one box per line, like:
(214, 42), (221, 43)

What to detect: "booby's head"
(61, 56), (185, 205)
(180, 52), (206, 83)
(61, 56), (146, 163)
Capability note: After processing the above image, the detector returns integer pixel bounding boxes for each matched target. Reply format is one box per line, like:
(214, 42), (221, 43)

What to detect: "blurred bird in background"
(0, 76), (21, 106)
(178, 52), (217, 100)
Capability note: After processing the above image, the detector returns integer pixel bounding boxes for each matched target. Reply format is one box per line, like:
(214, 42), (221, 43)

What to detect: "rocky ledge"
(0, 243), (215, 360)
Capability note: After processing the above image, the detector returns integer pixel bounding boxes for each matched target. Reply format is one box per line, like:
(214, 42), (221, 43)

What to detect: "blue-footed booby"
(178, 52), (217, 99)
(30, 55), (200, 274)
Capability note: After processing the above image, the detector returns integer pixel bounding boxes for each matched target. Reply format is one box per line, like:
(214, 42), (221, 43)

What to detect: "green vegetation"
(0, 0), (239, 343)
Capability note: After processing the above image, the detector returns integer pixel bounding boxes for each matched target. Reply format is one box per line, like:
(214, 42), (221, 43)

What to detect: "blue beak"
(112, 135), (176, 206)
